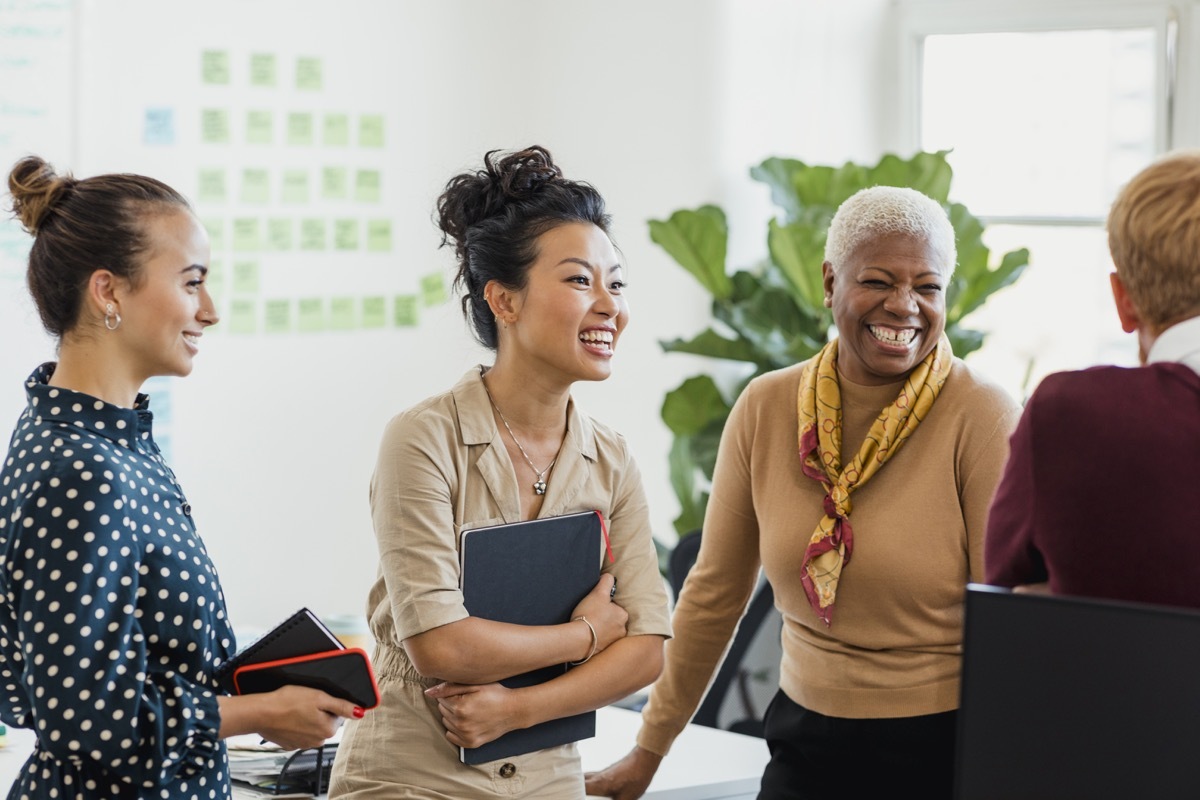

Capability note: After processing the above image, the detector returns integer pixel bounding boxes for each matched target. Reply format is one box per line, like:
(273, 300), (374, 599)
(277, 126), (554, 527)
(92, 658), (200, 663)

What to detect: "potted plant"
(654, 150), (1030, 537)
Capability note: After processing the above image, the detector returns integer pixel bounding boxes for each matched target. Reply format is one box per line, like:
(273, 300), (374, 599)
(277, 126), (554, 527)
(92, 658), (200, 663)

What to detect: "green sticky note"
(366, 219), (392, 252)
(329, 297), (356, 330)
(420, 272), (449, 307)
(298, 298), (325, 332)
(354, 169), (381, 203)
(362, 296), (386, 329)
(246, 110), (273, 144)
(359, 114), (385, 147)
(281, 170), (310, 203)
(267, 218), (293, 251)
(240, 169), (270, 204)
(200, 109), (230, 144)
(263, 299), (292, 333)
(287, 112), (313, 146)
(321, 167), (348, 200)
(296, 57), (323, 90)
(202, 218), (226, 251)
(300, 219), (326, 251)
(232, 261), (260, 294)
(229, 298), (257, 335)
(393, 295), (419, 327)
(198, 169), (226, 204)
(202, 50), (230, 85)
(249, 53), (276, 87)
(323, 113), (350, 146)
(334, 219), (358, 251)
(233, 218), (262, 252)
(206, 259), (226, 295)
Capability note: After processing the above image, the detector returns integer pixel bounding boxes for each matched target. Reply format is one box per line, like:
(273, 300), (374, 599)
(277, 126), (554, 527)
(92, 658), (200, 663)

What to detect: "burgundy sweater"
(986, 362), (1200, 607)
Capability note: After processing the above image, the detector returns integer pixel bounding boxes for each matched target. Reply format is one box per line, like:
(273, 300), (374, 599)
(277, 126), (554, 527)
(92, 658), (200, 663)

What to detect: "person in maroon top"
(986, 149), (1200, 606)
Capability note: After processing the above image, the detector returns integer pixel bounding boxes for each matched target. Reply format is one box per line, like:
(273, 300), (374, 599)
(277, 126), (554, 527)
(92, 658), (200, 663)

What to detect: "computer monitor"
(956, 584), (1200, 800)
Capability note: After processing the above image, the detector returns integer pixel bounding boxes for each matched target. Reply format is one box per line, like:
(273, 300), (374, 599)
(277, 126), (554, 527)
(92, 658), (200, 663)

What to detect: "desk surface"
(583, 706), (768, 800)
(1, 707), (768, 800)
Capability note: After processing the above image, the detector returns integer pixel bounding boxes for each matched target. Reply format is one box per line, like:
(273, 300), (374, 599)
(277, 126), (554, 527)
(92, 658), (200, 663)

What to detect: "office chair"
(667, 530), (777, 738)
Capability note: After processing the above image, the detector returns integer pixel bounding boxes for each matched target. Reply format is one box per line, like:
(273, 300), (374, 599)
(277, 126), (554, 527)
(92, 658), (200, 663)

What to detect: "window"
(897, 1), (1189, 397)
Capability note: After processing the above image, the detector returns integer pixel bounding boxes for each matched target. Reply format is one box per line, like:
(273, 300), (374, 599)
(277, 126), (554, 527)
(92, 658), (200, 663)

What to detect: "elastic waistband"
(371, 641), (438, 687)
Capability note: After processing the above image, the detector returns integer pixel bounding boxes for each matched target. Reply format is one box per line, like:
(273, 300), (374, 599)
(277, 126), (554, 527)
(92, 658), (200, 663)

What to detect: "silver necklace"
(483, 387), (559, 496)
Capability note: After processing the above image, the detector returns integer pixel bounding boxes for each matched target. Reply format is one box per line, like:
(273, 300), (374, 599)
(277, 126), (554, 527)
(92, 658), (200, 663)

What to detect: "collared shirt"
(1147, 314), (1200, 375)
(331, 366), (670, 799)
(0, 364), (235, 800)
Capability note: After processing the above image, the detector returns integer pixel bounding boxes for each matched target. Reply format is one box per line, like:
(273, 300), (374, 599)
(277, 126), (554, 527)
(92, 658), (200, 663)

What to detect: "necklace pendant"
(533, 479), (547, 496)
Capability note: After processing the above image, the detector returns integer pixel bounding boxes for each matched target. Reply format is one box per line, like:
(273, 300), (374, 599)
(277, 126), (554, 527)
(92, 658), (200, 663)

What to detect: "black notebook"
(215, 607), (345, 694)
(457, 510), (603, 764)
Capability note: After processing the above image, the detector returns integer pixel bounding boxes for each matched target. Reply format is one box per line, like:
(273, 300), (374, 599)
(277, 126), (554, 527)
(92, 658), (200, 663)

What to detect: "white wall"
(0, 0), (894, 630)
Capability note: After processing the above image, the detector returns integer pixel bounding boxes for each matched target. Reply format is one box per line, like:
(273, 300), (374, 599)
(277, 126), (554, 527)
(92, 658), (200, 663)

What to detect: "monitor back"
(956, 584), (1200, 800)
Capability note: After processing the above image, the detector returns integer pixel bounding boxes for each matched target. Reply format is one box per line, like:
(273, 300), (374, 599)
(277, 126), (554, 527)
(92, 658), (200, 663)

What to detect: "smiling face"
(494, 221), (628, 387)
(823, 231), (948, 385)
(115, 209), (218, 382)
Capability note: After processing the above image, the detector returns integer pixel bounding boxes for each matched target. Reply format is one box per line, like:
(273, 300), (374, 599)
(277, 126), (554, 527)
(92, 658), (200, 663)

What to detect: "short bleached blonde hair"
(1108, 149), (1200, 327)
(824, 186), (956, 276)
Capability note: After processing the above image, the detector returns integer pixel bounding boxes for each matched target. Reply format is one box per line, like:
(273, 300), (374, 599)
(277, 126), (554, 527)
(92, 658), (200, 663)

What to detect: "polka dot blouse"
(0, 364), (237, 800)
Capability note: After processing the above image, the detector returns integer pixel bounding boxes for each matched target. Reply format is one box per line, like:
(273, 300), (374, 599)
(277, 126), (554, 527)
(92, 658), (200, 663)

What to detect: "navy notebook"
(457, 510), (603, 764)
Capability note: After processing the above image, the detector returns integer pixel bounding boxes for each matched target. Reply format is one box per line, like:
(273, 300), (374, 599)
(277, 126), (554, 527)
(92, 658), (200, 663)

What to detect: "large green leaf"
(767, 218), (827, 309)
(659, 328), (763, 364)
(868, 151), (953, 202)
(952, 247), (1030, 321)
(946, 204), (1030, 322)
(690, 418), (727, 482)
(648, 205), (731, 299)
(946, 325), (985, 358)
(667, 437), (707, 537)
(661, 375), (730, 436)
(751, 157), (810, 220)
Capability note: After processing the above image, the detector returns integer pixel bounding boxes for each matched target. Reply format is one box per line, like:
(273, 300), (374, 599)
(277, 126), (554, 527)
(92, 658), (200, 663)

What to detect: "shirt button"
(182, 503), (192, 516)
(498, 763), (517, 779)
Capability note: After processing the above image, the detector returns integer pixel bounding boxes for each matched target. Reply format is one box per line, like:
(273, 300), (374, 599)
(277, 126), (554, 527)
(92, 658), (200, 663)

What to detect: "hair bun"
(492, 146), (562, 197)
(8, 156), (75, 235)
(436, 146), (563, 260)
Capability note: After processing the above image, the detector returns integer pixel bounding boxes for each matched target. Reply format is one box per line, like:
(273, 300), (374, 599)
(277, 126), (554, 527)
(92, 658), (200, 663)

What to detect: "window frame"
(896, 0), (1199, 228)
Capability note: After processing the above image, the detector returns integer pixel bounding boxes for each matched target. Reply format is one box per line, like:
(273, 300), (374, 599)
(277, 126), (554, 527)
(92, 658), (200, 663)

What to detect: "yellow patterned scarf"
(796, 335), (953, 626)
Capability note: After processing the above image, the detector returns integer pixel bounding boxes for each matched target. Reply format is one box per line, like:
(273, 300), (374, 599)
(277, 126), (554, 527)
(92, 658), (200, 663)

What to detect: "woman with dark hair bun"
(329, 146), (671, 798)
(0, 157), (361, 800)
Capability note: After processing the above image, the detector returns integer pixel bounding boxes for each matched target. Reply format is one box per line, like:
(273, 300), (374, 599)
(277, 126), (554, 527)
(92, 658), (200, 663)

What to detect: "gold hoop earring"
(104, 303), (122, 331)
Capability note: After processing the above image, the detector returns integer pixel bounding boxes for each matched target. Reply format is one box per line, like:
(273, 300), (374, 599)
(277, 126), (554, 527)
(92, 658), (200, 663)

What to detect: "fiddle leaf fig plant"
(657, 150), (1029, 536)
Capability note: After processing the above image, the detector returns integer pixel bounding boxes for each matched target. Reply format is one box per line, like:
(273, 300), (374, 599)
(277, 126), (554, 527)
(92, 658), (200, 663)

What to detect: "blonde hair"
(1108, 149), (1200, 327)
(824, 186), (956, 276)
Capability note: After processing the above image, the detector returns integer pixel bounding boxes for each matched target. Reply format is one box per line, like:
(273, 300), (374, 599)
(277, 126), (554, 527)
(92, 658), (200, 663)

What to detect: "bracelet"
(570, 615), (598, 665)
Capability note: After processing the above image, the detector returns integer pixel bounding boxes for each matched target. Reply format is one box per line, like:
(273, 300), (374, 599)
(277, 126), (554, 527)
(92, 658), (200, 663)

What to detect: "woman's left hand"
(425, 681), (522, 748)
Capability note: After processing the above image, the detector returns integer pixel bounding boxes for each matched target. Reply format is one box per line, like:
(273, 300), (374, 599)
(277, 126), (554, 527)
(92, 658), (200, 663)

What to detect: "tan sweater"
(638, 358), (1020, 755)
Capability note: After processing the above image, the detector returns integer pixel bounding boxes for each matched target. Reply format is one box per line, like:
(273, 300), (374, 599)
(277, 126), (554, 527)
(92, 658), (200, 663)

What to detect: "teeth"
(579, 330), (614, 344)
(183, 333), (199, 344)
(869, 325), (915, 345)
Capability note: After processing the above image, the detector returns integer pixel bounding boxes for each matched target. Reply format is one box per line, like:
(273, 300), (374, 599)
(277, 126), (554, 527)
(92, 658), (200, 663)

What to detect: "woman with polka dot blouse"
(0, 157), (361, 800)
(328, 147), (672, 798)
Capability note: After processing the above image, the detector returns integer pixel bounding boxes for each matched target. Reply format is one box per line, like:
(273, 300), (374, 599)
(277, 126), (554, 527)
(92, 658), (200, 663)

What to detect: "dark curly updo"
(436, 146), (612, 349)
(7, 155), (190, 338)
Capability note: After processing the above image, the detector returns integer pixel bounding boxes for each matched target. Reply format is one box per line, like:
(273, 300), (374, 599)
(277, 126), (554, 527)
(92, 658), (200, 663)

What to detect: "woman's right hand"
(253, 685), (362, 750)
(571, 573), (628, 655)
(584, 745), (663, 800)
